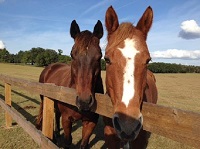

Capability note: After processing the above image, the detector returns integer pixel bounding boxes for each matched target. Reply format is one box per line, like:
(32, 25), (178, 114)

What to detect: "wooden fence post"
(5, 83), (12, 128)
(42, 96), (54, 140)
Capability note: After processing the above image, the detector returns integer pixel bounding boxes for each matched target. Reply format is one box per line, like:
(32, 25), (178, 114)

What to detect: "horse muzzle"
(112, 112), (143, 141)
(76, 95), (95, 111)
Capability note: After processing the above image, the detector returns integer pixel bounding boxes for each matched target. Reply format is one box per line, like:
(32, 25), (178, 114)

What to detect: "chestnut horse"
(36, 20), (104, 149)
(103, 6), (158, 149)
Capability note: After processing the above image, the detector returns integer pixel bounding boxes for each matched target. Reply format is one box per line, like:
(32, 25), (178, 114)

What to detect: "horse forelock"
(73, 30), (93, 55)
(106, 23), (138, 52)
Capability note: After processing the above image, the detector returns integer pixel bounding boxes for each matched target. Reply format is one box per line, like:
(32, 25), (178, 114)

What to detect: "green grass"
(0, 63), (199, 149)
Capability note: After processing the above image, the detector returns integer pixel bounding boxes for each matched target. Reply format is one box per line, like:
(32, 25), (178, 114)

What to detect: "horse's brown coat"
(36, 20), (104, 149)
(104, 6), (158, 149)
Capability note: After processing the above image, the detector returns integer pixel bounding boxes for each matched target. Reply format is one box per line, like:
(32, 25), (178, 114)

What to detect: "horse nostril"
(112, 113), (143, 141)
(113, 114), (121, 132)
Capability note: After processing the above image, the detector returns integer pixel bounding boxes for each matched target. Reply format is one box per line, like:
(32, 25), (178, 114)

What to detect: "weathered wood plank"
(0, 98), (58, 149)
(5, 83), (12, 128)
(142, 103), (200, 148)
(42, 96), (54, 140)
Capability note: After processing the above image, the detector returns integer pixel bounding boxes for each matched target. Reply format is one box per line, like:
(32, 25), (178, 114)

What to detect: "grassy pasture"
(0, 63), (199, 149)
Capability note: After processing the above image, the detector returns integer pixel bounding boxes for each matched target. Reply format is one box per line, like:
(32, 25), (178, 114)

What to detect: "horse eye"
(104, 56), (111, 64)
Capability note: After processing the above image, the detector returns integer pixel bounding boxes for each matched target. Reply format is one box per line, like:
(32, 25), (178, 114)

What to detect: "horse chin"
(116, 130), (139, 141)
(76, 103), (90, 112)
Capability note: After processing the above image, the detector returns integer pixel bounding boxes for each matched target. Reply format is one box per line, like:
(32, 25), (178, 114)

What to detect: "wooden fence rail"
(0, 98), (58, 149)
(0, 74), (200, 148)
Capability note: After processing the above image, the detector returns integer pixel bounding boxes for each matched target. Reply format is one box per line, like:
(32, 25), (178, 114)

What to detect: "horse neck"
(144, 70), (158, 104)
(69, 74), (75, 88)
(95, 74), (104, 94)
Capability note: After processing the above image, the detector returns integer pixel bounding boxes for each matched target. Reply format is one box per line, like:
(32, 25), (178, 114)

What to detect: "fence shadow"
(12, 90), (40, 105)
(12, 101), (38, 123)
(0, 83), (39, 124)
(0, 83), (40, 105)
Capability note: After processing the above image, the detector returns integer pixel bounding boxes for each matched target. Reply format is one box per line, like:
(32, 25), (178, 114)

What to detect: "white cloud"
(178, 20), (200, 39)
(0, 40), (5, 49)
(151, 49), (200, 60)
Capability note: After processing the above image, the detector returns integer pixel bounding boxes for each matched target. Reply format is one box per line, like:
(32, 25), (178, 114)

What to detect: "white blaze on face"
(118, 38), (140, 107)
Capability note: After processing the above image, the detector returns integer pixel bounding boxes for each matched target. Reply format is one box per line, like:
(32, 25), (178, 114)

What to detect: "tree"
(101, 59), (106, 70)
(21, 51), (31, 64)
(36, 52), (45, 66)
(35, 49), (58, 66)
(14, 50), (25, 63)
(30, 47), (45, 65)
(0, 48), (10, 62)
(58, 55), (71, 64)
(58, 49), (63, 55)
(9, 54), (15, 63)
(44, 49), (58, 65)
(148, 62), (200, 73)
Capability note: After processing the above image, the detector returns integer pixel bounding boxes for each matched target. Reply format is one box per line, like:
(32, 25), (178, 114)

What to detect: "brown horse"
(36, 20), (104, 149)
(103, 6), (158, 149)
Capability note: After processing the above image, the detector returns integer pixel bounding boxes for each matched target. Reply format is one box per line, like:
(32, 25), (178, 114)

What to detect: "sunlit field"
(0, 63), (199, 149)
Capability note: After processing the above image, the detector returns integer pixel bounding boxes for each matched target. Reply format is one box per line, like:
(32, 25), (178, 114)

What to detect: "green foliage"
(21, 51), (31, 64)
(58, 49), (63, 55)
(0, 48), (10, 62)
(15, 50), (25, 63)
(58, 55), (71, 64)
(148, 62), (200, 73)
(35, 49), (58, 66)
(29, 47), (45, 65)
(101, 59), (106, 70)
(0, 47), (71, 66)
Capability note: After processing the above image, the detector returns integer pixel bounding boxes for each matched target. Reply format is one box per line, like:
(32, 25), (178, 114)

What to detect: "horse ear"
(70, 20), (80, 39)
(136, 6), (153, 40)
(93, 20), (103, 39)
(105, 6), (119, 36)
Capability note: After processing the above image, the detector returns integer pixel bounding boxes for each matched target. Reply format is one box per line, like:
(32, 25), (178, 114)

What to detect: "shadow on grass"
(0, 83), (39, 124)
(56, 116), (106, 149)
(13, 93), (40, 105)
(0, 83), (40, 105)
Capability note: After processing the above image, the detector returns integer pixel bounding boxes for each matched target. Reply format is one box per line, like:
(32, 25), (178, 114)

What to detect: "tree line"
(0, 48), (200, 73)
(0, 47), (71, 66)
(148, 62), (200, 73)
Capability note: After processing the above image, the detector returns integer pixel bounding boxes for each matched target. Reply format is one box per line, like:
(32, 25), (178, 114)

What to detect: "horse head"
(70, 20), (103, 111)
(105, 6), (153, 141)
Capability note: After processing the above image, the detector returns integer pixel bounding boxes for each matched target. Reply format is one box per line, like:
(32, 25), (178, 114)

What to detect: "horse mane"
(147, 70), (156, 82)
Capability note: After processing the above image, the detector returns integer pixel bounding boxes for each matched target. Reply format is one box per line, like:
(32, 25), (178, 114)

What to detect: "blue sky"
(0, 0), (200, 66)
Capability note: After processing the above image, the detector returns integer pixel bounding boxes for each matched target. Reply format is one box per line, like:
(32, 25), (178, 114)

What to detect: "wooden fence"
(0, 74), (200, 148)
